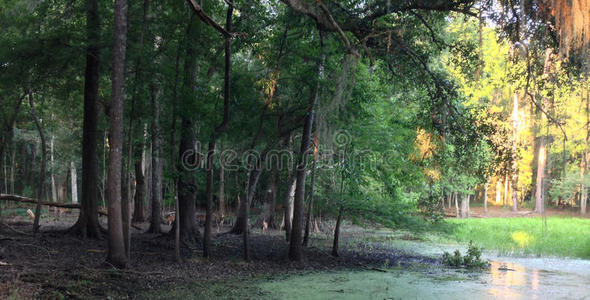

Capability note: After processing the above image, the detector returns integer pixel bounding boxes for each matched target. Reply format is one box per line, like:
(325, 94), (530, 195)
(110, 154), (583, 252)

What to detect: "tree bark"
(303, 134), (319, 247)
(581, 89), (588, 216)
(106, 0), (128, 268)
(535, 137), (546, 213)
(511, 91), (519, 212)
(484, 181), (488, 215)
(0, 194), (81, 208)
(460, 194), (468, 218)
(283, 174), (296, 241)
(71, 0), (102, 239)
(332, 163), (346, 257)
(454, 192), (461, 218)
(265, 169), (278, 229)
(71, 162), (78, 204)
(50, 136), (56, 205)
(148, 84), (163, 233)
(218, 142), (225, 220)
(289, 35), (322, 261)
(133, 162), (146, 222)
(28, 86), (47, 233)
(535, 49), (553, 214)
(171, 11), (202, 251)
(332, 205), (343, 257)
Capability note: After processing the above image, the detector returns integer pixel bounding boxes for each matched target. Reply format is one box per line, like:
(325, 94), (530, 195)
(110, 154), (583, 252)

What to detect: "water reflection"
(488, 261), (540, 299)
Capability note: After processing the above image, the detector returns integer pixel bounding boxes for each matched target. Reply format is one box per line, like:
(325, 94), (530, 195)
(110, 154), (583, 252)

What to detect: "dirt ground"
(445, 205), (590, 218)
(0, 212), (433, 299)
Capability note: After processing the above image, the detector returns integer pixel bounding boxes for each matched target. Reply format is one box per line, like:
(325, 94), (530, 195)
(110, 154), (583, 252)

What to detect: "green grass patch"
(445, 217), (590, 259)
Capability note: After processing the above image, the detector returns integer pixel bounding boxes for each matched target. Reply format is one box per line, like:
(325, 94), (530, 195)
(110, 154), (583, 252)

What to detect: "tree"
(70, 0), (102, 239)
(106, 0), (129, 268)
(148, 83), (163, 233)
(28, 82), (47, 232)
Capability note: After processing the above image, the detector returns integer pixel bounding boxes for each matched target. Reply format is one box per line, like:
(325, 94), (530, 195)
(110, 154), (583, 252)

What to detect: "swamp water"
(260, 257), (590, 299)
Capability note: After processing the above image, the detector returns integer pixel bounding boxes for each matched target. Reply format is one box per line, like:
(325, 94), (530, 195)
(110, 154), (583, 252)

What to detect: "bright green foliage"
(442, 241), (489, 269)
(447, 217), (590, 259)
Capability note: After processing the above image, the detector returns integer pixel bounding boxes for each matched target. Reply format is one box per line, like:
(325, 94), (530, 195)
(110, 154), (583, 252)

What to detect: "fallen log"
(0, 194), (81, 209)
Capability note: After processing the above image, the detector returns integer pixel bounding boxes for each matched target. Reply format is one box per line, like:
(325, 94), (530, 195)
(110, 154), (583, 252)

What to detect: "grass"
(444, 217), (590, 259)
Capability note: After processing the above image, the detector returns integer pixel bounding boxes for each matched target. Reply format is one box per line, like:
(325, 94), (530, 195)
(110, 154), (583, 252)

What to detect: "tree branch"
(187, 0), (232, 38)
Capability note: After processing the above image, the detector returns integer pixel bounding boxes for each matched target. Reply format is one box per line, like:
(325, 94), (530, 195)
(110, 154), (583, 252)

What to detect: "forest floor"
(0, 213), (437, 299)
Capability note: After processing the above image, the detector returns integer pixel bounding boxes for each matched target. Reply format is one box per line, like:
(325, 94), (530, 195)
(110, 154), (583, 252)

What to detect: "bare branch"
(187, 0), (232, 38)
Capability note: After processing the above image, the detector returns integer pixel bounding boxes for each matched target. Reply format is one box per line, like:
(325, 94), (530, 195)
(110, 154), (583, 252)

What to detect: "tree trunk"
(331, 205), (343, 257)
(71, 0), (102, 239)
(176, 118), (200, 248)
(454, 192), (459, 218)
(283, 174), (296, 241)
(332, 162), (346, 257)
(303, 35), (324, 247)
(173, 12), (201, 250)
(503, 175), (508, 206)
(582, 90), (588, 216)
(133, 162), (146, 222)
(266, 169), (278, 229)
(50, 136), (56, 204)
(106, 0), (128, 268)
(460, 194), (468, 218)
(289, 39), (322, 261)
(511, 91), (519, 212)
(303, 133), (319, 247)
(484, 181), (488, 215)
(29, 85), (47, 233)
(148, 84), (162, 233)
(535, 138), (546, 213)
(70, 162), (78, 204)
(219, 142), (225, 220)
(10, 143), (16, 194)
(535, 49), (553, 214)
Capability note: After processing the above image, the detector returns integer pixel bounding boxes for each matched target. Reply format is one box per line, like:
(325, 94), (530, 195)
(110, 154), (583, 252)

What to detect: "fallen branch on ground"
(0, 194), (81, 209)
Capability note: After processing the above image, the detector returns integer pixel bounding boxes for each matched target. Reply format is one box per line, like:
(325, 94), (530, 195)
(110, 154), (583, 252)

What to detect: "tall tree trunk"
(71, 0), (102, 239)
(460, 194), (468, 218)
(106, 0), (128, 268)
(535, 49), (553, 214)
(133, 162), (146, 222)
(535, 138), (547, 213)
(303, 133), (319, 247)
(332, 163), (346, 257)
(484, 181), (488, 215)
(332, 205), (343, 257)
(289, 34), (322, 261)
(10, 143), (16, 194)
(582, 91), (589, 215)
(125, 0), (151, 223)
(266, 168), (278, 229)
(71, 162), (78, 204)
(204, 0), (233, 258)
(303, 34), (324, 247)
(454, 192), (461, 218)
(218, 142), (225, 220)
(283, 174), (296, 241)
(29, 85), (47, 233)
(511, 91), (519, 212)
(174, 11), (202, 250)
(148, 84), (163, 233)
(50, 136), (57, 205)
(504, 174), (509, 206)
